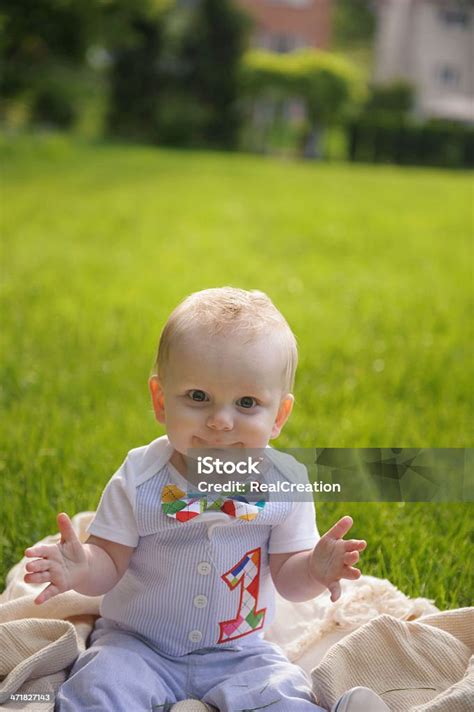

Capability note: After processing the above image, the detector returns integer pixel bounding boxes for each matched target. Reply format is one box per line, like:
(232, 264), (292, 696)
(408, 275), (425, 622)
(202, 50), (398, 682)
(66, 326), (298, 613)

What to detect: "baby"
(25, 287), (389, 712)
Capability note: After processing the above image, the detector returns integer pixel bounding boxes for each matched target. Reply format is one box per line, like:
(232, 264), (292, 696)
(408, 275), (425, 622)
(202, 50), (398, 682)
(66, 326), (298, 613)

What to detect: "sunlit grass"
(1, 134), (472, 607)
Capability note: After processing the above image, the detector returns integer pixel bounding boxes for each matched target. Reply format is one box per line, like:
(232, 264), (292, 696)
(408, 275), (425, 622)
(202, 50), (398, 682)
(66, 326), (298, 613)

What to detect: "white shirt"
(87, 436), (319, 655)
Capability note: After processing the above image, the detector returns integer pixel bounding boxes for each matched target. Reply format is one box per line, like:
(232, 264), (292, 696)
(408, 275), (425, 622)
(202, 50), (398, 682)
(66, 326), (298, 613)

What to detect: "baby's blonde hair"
(153, 287), (298, 393)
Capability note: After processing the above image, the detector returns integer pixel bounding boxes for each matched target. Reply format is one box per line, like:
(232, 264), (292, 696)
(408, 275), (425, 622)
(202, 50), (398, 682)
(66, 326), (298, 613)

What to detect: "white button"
(197, 562), (212, 576)
(193, 594), (208, 608)
(188, 629), (203, 643)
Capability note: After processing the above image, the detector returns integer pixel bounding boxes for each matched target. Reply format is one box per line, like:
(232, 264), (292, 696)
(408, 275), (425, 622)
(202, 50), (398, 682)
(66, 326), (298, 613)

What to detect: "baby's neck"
(169, 449), (189, 477)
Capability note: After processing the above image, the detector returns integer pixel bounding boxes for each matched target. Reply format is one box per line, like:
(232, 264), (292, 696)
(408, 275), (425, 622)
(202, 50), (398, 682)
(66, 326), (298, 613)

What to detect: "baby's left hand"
(309, 516), (366, 603)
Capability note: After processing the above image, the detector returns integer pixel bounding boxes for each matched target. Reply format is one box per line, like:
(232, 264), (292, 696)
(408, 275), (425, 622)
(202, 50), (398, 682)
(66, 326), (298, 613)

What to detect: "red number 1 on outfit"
(218, 547), (266, 643)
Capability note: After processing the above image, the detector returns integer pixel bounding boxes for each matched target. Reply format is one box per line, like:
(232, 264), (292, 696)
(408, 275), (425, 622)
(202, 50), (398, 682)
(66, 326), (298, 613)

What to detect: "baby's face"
(149, 329), (294, 463)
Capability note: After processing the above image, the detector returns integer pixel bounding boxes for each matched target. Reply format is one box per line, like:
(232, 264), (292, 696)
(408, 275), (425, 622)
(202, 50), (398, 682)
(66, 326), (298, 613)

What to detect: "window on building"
(256, 31), (271, 50)
(270, 33), (306, 53)
(439, 8), (470, 28)
(269, 0), (313, 7)
(437, 65), (462, 89)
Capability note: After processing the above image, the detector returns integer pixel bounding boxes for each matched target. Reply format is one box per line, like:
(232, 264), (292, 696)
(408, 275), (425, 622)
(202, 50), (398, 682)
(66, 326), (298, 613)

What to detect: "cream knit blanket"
(1, 512), (471, 711)
(312, 609), (474, 711)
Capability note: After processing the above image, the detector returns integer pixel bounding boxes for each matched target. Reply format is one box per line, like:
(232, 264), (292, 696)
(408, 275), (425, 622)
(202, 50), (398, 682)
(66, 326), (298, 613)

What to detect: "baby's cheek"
(241, 416), (273, 445)
(165, 411), (197, 444)
(171, 405), (199, 426)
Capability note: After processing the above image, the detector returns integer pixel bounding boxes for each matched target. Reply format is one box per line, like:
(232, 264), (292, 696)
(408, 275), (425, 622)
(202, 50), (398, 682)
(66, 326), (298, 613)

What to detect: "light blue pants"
(56, 618), (326, 711)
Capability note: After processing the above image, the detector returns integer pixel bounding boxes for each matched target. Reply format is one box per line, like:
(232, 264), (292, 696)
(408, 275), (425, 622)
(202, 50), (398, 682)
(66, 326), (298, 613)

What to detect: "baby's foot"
(331, 686), (390, 712)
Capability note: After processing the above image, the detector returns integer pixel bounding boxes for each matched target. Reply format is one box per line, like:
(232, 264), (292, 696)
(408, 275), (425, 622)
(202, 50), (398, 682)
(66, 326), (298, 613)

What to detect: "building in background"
(236, 0), (332, 53)
(374, 0), (474, 122)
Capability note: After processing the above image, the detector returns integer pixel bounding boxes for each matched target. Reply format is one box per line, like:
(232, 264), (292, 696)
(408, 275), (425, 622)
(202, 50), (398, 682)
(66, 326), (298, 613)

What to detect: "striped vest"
(100, 459), (294, 656)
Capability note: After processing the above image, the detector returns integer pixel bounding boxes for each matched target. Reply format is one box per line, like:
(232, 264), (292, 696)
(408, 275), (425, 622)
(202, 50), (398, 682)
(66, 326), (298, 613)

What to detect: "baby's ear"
(271, 394), (294, 439)
(149, 376), (166, 424)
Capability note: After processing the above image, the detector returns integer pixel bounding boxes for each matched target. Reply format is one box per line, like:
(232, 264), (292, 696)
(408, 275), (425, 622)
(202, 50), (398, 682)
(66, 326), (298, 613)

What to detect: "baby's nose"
(206, 407), (233, 431)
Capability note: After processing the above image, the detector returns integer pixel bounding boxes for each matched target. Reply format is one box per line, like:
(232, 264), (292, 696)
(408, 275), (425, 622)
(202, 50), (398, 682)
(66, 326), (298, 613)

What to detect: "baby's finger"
(25, 545), (51, 559)
(324, 516), (353, 541)
(343, 539), (367, 552)
(25, 558), (50, 573)
(57, 512), (79, 545)
(342, 566), (362, 580)
(343, 551), (359, 566)
(25, 571), (51, 584)
(328, 581), (341, 603)
(35, 583), (59, 605)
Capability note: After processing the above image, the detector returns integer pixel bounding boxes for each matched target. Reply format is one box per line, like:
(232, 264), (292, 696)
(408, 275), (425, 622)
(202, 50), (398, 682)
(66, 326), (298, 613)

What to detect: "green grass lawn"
(1, 134), (472, 608)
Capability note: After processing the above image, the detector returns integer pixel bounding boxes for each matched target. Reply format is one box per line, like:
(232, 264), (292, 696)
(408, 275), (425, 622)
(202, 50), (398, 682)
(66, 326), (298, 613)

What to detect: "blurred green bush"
(240, 49), (365, 158)
(348, 118), (474, 168)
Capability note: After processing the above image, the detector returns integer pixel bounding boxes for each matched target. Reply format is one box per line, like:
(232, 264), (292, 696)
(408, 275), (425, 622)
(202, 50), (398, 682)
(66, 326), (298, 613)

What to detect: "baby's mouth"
(194, 437), (243, 449)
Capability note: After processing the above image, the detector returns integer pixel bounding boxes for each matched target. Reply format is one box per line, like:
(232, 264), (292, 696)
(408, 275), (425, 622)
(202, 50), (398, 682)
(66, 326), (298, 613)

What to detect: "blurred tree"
(332, 0), (376, 81)
(0, 0), (101, 95)
(365, 81), (414, 118)
(106, 0), (249, 148)
(241, 50), (365, 158)
(175, 0), (250, 148)
(0, 0), (104, 125)
(106, 10), (166, 141)
(0, 0), (254, 147)
(333, 0), (376, 48)
(0, 0), (172, 131)
(294, 51), (365, 157)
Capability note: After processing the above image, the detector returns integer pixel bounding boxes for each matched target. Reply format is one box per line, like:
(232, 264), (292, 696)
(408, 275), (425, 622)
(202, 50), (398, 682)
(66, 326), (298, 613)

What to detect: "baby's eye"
(188, 389), (209, 402)
(236, 396), (257, 409)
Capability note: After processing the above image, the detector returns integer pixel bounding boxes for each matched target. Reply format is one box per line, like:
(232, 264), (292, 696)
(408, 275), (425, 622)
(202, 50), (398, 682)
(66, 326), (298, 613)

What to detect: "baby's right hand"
(24, 513), (88, 604)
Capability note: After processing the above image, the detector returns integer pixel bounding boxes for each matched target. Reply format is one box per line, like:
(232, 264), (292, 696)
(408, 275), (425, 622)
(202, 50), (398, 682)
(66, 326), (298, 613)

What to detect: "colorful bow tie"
(162, 484), (265, 523)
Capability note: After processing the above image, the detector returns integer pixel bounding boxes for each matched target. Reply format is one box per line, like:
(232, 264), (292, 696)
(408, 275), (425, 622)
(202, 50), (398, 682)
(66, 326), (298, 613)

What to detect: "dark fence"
(348, 119), (474, 169)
